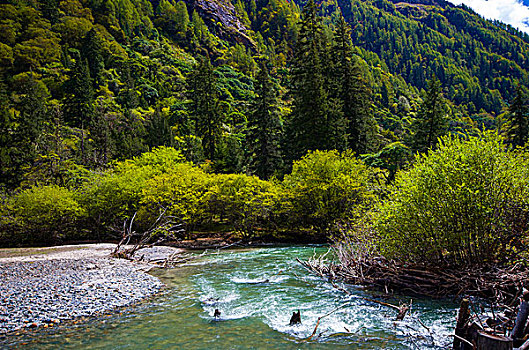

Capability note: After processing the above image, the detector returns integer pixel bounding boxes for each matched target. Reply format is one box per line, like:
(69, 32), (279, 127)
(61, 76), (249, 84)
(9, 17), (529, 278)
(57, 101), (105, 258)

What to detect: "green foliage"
(1, 185), (84, 245)
(408, 76), (448, 153)
(503, 85), (529, 147)
(188, 57), (223, 160)
(248, 61), (283, 179)
(282, 150), (377, 233)
(376, 132), (529, 267)
(79, 146), (186, 233)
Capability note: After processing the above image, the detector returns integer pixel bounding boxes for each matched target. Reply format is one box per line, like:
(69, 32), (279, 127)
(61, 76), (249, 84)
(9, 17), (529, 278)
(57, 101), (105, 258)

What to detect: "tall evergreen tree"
(188, 57), (223, 160)
(81, 29), (104, 88)
(409, 76), (448, 153)
(3, 75), (49, 187)
(65, 54), (94, 129)
(248, 61), (283, 180)
(175, 1), (190, 35)
(285, 0), (330, 162)
(504, 85), (529, 147)
(64, 53), (95, 161)
(331, 15), (374, 154)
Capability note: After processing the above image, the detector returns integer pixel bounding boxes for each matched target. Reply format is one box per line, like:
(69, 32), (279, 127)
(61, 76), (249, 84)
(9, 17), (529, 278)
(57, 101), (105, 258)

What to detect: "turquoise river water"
(6, 246), (458, 349)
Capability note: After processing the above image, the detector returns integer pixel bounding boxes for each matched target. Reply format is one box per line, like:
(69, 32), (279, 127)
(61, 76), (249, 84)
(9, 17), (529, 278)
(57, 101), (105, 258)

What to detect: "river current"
(8, 246), (457, 349)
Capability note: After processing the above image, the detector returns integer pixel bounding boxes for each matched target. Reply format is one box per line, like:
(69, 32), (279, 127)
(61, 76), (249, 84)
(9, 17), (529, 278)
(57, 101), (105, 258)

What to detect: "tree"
(175, 1), (190, 35)
(285, 0), (331, 163)
(409, 76), (448, 153)
(64, 52), (94, 160)
(248, 61), (283, 180)
(504, 85), (529, 147)
(7, 74), (50, 187)
(188, 57), (223, 160)
(81, 28), (104, 88)
(331, 15), (375, 154)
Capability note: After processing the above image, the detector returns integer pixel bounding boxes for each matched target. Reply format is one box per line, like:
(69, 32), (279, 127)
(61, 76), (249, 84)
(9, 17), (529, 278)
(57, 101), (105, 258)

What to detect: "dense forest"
(1, 0), (529, 249)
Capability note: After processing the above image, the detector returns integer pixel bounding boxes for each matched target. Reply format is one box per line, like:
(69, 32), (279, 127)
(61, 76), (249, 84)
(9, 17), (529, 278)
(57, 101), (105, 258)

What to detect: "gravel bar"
(0, 253), (164, 335)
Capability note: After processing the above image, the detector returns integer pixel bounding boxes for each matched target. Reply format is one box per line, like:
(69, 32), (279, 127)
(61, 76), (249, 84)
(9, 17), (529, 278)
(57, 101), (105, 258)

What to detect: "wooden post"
(476, 331), (512, 350)
(453, 299), (470, 350)
(512, 297), (529, 342)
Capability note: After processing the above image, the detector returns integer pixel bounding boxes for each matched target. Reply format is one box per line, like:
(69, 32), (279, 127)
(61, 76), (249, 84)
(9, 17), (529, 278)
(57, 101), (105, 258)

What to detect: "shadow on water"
(3, 246), (457, 349)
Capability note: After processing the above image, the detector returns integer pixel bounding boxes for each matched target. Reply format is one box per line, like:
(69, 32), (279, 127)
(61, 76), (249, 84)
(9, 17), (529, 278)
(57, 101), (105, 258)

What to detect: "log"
(476, 331), (512, 350)
(519, 338), (529, 350)
(512, 301), (529, 341)
(453, 299), (470, 350)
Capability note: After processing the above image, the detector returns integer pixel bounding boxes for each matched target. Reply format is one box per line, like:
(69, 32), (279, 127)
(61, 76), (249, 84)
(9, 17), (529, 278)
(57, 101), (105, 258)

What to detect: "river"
(7, 246), (457, 349)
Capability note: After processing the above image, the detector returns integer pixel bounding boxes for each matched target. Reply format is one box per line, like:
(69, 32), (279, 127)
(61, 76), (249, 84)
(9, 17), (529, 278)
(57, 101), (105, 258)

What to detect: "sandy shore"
(0, 244), (182, 335)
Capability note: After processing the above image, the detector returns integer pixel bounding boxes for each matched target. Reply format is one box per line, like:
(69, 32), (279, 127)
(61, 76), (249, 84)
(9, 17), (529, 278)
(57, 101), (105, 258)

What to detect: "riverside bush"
(282, 150), (378, 233)
(375, 132), (529, 267)
(1, 185), (85, 245)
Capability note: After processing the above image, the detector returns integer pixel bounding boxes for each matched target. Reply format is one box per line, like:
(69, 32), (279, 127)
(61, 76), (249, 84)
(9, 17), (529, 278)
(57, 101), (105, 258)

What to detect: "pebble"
(0, 257), (163, 335)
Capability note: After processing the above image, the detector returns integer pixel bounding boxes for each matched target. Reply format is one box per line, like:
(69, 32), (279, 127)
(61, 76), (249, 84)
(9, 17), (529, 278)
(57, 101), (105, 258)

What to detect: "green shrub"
(282, 150), (378, 234)
(79, 147), (186, 234)
(375, 132), (529, 267)
(208, 174), (283, 236)
(3, 185), (84, 245)
(140, 163), (214, 229)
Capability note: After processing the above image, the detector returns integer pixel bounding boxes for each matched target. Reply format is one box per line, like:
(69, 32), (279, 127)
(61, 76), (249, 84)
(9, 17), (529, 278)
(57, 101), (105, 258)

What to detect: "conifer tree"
(175, 1), (189, 35)
(331, 15), (374, 154)
(286, 0), (331, 162)
(409, 76), (448, 153)
(5, 75), (49, 187)
(65, 54), (94, 129)
(188, 57), (223, 160)
(81, 29), (104, 88)
(504, 85), (529, 147)
(248, 61), (283, 180)
(65, 53), (95, 161)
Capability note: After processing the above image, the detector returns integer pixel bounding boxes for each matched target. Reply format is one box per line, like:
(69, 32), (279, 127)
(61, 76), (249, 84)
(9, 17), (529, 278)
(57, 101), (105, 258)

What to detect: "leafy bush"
(140, 163), (214, 230)
(1, 185), (84, 245)
(375, 132), (529, 267)
(282, 150), (378, 233)
(79, 147), (186, 234)
(208, 174), (283, 236)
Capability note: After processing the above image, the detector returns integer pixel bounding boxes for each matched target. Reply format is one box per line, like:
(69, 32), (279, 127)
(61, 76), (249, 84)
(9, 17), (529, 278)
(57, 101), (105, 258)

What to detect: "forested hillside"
(1, 0), (529, 245)
(1, 0), (528, 187)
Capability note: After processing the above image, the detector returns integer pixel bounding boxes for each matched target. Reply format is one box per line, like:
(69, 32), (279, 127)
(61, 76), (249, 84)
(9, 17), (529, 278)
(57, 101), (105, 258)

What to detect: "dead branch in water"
(112, 209), (185, 260)
(298, 247), (529, 306)
(304, 303), (351, 341)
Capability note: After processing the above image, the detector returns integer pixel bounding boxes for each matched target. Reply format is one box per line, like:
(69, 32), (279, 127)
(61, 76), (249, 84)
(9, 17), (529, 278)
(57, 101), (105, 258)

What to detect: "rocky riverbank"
(0, 244), (180, 336)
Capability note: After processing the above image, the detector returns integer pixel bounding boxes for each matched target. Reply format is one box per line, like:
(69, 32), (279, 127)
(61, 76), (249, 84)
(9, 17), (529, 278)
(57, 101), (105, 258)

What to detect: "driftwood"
(512, 295), (529, 343)
(476, 331), (512, 350)
(453, 299), (470, 350)
(289, 310), (301, 325)
(299, 252), (529, 306)
(304, 303), (351, 341)
(112, 209), (185, 260)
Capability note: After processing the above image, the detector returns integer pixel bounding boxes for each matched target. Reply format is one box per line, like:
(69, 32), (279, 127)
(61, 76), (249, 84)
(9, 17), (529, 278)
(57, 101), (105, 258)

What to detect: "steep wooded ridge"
(0, 0), (528, 197)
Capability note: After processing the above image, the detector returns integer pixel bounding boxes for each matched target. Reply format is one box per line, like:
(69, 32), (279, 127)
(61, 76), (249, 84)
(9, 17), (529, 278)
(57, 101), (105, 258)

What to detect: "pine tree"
(248, 61), (283, 180)
(409, 76), (448, 153)
(188, 57), (223, 160)
(81, 29), (104, 88)
(4, 75), (49, 187)
(64, 52), (95, 161)
(331, 15), (374, 154)
(175, 1), (189, 35)
(286, 0), (331, 162)
(504, 85), (529, 147)
(65, 54), (94, 129)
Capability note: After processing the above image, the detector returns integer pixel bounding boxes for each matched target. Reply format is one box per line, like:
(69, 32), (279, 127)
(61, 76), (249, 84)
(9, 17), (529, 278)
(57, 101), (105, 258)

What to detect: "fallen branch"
(304, 303), (351, 341)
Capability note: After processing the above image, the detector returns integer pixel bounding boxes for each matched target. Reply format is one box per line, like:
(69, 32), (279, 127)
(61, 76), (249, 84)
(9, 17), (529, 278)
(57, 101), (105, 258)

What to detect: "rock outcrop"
(188, 0), (256, 48)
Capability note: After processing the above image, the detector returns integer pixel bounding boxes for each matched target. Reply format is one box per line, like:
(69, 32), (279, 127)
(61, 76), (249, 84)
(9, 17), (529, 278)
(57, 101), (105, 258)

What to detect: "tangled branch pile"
(300, 249), (529, 305)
